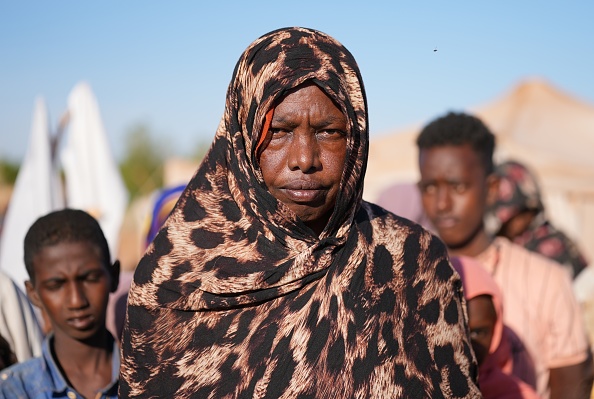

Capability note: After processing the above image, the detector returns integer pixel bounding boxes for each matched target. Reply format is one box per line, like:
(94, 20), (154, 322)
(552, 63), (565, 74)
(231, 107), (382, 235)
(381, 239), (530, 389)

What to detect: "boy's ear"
(110, 260), (121, 293)
(485, 173), (500, 208)
(25, 280), (43, 309)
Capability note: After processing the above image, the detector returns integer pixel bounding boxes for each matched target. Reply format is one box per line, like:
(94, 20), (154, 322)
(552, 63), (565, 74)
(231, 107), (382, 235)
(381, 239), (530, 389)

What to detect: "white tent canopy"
(0, 83), (129, 290)
(365, 79), (594, 261)
(0, 98), (63, 289)
(61, 82), (128, 260)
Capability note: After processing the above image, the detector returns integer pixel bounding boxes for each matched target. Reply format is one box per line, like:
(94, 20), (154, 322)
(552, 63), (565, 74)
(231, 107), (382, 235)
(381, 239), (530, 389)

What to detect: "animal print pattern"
(120, 27), (480, 398)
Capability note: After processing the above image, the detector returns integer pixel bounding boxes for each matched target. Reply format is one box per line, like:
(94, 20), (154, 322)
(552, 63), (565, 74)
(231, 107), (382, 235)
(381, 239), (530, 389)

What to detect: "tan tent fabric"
(365, 79), (594, 261)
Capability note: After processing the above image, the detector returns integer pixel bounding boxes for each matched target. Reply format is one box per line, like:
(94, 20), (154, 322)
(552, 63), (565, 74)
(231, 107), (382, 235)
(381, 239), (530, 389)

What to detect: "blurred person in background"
(375, 181), (435, 232)
(489, 159), (588, 279)
(416, 111), (593, 399)
(452, 255), (540, 399)
(107, 183), (186, 341)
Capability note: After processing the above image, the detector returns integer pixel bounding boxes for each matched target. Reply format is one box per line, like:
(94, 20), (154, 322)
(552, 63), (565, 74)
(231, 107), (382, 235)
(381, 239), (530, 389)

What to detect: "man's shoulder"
(1, 356), (45, 378)
(497, 236), (568, 275)
(0, 357), (48, 393)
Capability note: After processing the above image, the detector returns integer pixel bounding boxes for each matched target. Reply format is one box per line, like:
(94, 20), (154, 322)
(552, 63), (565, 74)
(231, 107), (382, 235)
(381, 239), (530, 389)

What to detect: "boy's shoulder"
(498, 236), (569, 277)
(0, 356), (51, 396)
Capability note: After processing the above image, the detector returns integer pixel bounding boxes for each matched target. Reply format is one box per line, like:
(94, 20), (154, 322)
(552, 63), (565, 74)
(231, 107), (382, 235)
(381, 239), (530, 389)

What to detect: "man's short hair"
(416, 111), (496, 175)
(24, 209), (111, 283)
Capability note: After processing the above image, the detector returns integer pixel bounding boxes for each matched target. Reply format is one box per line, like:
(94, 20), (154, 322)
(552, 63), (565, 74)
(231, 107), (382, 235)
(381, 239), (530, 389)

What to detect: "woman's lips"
(283, 188), (326, 203)
(281, 182), (327, 203)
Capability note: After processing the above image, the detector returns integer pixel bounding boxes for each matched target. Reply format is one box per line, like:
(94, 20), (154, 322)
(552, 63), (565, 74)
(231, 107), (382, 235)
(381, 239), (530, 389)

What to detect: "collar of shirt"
(42, 333), (120, 397)
(475, 237), (505, 275)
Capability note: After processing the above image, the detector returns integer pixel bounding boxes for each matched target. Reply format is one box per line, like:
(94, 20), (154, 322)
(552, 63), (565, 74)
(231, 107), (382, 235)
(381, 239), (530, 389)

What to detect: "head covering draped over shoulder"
(491, 160), (588, 278)
(451, 256), (504, 357)
(120, 27), (480, 398)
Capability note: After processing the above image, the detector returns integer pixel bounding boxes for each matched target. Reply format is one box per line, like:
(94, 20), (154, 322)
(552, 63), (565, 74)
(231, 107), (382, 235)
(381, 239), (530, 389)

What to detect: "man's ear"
(109, 260), (121, 293)
(25, 280), (42, 309)
(485, 173), (500, 208)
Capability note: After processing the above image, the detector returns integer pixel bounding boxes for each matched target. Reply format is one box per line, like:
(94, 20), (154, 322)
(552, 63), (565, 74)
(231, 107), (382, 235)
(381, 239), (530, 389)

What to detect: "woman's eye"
(316, 129), (346, 141)
(269, 128), (289, 140)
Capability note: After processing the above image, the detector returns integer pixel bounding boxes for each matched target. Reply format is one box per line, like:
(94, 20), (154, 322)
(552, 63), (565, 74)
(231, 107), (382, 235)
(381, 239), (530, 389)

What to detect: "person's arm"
(549, 353), (594, 399)
(540, 252), (593, 399)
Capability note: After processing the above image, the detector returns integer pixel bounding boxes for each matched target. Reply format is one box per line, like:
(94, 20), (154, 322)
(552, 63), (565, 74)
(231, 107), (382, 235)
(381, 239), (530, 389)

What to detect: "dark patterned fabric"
(492, 161), (544, 223)
(515, 214), (588, 279)
(492, 160), (588, 278)
(120, 27), (480, 398)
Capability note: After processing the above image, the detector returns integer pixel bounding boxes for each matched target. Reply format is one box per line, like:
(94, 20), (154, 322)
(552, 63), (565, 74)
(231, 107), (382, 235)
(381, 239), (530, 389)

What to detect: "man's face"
(418, 144), (493, 250)
(26, 241), (117, 343)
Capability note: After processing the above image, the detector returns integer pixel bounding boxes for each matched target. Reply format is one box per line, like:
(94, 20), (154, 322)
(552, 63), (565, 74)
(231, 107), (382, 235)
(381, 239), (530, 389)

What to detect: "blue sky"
(1, 1), (593, 162)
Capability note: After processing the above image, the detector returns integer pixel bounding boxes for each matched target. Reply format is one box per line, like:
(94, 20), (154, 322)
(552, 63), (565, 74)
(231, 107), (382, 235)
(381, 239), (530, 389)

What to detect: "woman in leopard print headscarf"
(120, 27), (481, 398)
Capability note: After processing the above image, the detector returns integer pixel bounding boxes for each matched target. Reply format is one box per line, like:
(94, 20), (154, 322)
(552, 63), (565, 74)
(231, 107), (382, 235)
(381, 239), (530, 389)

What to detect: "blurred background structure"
(0, 82), (128, 291)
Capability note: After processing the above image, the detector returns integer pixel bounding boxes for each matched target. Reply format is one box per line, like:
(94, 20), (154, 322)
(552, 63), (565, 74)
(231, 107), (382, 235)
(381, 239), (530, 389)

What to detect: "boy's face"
(418, 144), (496, 250)
(25, 241), (118, 342)
(467, 295), (497, 366)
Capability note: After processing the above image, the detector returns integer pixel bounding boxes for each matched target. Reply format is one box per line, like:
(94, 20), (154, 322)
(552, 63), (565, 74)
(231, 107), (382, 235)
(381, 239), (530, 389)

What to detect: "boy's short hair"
(416, 111), (496, 175)
(24, 209), (111, 283)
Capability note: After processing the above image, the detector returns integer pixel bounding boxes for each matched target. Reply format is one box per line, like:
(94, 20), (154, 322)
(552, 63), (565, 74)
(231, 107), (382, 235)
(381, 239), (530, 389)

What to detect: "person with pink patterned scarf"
(490, 160), (588, 279)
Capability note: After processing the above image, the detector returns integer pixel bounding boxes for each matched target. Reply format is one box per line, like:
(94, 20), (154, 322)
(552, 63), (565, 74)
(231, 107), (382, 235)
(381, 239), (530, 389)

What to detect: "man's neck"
(52, 329), (113, 375)
(448, 231), (494, 258)
(51, 329), (115, 398)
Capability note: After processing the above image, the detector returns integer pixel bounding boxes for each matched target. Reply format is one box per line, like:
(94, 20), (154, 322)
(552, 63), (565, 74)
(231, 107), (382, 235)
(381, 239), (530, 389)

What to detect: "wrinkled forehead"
(231, 27), (364, 125)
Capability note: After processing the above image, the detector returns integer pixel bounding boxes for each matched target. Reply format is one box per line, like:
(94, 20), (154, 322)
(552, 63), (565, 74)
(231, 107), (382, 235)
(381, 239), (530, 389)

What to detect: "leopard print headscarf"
(120, 27), (480, 398)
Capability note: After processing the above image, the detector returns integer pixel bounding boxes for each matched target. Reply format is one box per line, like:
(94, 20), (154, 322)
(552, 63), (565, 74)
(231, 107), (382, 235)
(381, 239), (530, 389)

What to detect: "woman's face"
(259, 83), (347, 236)
(467, 295), (497, 366)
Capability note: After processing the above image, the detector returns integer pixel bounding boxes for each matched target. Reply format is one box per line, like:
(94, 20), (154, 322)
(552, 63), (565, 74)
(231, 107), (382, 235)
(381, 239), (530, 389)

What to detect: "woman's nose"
(287, 132), (321, 173)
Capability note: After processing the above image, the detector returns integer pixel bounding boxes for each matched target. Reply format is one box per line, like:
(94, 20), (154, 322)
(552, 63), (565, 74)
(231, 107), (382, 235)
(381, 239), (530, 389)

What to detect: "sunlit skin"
(259, 82), (347, 236)
(467, 295), (497, 367)
(25, 241), (119, 399)
(418, 144), (498, 257)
